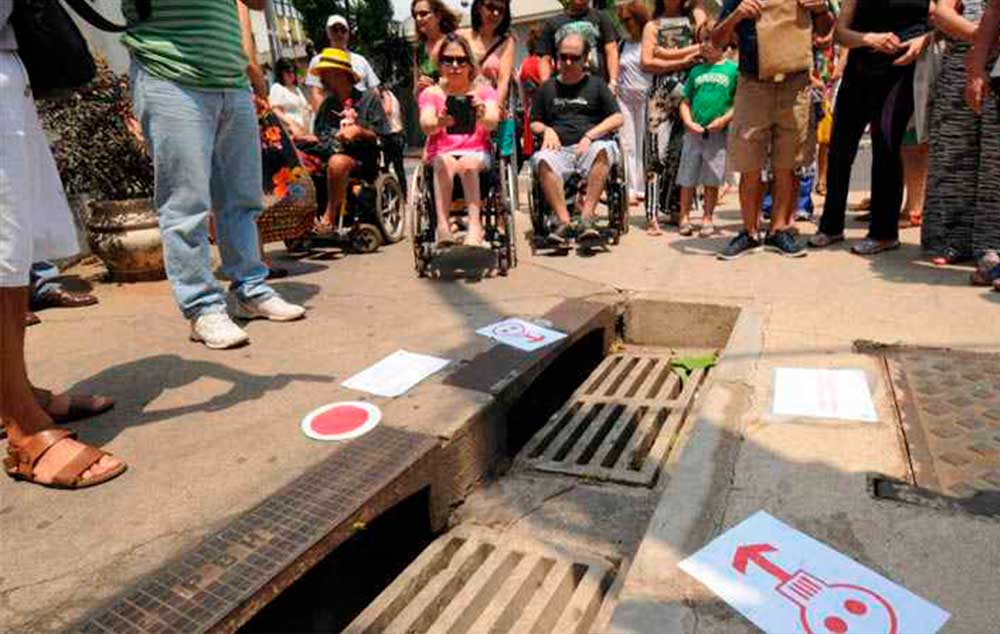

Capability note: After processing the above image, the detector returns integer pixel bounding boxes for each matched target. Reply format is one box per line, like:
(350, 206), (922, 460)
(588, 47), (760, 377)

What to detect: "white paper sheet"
(342, 350), (450, 398)
(772, 367), (878, 422)
(679, 511), (951, 634)
(475, 318), (567, 352)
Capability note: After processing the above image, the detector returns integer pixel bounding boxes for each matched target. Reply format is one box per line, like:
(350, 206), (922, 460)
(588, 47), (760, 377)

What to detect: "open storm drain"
(344, 528), (617, 634)
(518, 350), (708, 487)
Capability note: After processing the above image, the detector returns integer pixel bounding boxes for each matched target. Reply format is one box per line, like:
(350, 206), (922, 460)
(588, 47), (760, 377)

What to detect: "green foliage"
(37, 61), (154, 202)
(292, 0), (412, 89)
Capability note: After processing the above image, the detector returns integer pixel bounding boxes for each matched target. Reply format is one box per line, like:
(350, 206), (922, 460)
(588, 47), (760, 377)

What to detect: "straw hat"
(310, 48), (360, 82)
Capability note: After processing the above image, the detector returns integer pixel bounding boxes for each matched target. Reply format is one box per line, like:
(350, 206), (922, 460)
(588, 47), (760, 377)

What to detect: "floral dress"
(255, 97), (315, 244)
(646, 16), (695, 215)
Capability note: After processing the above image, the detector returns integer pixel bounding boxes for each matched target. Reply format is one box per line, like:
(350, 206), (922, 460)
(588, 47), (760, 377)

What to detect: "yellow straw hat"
(311, 48), (361, 82)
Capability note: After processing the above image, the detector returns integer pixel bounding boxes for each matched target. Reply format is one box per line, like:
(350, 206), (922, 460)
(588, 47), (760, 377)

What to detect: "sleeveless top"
(849, 0), (930, 75)
(648, 16), (695, 128)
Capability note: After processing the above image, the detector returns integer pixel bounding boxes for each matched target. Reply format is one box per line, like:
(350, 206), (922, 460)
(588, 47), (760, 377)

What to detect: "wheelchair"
(527, 134), (630, 252)
(409, 141), (518, 277)
(293, 140), (406, 254)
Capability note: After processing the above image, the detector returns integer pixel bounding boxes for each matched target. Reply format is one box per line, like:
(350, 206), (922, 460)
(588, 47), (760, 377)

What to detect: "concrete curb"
(604, 309), (764, 634)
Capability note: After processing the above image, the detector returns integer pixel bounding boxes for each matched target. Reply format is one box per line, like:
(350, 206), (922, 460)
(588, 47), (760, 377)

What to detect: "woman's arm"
(932, 0), (978, 43)
(966, 0), (1000, 111)
(497, 36), (516, 108)
(641, 21), (700, 73)
(835, 0), (901, 52)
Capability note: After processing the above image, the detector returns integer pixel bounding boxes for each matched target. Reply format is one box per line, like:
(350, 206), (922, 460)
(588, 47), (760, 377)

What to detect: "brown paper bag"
(756, 0), (813, 80)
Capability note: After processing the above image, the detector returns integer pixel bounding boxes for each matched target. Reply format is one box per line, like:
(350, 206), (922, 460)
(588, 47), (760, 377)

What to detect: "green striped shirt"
(122, 0), (249, 90)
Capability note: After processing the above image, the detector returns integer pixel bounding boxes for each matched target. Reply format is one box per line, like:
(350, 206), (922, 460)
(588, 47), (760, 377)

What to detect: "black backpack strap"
(62, 0), (132, 32)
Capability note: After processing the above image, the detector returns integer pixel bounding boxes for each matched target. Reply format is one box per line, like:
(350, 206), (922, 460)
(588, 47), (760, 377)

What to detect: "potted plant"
(39, 60), (163, 282)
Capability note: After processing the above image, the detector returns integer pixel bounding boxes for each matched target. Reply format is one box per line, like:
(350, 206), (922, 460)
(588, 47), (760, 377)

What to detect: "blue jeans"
(130, 62), (273, 319)
(30, 260), (61, 303)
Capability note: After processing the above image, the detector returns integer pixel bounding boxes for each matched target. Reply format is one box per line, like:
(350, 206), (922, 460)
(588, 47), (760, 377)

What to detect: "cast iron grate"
(72, 426), (437, 634)
(881, 346), (1000, 498)
(518, 351), (708, 487)
(344, 527), (617, 634)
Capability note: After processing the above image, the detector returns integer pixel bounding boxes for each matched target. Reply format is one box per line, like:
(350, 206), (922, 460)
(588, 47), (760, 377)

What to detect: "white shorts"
(531, 140), (618, 183)
(0, 52), (79, 287)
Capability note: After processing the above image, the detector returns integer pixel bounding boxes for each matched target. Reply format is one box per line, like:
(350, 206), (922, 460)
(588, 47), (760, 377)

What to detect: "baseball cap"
(326, 15), (349, 29)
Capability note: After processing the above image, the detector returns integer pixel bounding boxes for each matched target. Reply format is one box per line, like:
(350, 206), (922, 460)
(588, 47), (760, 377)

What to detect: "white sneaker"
(237, 295), (306, 322)
(190, 313), (250, 349)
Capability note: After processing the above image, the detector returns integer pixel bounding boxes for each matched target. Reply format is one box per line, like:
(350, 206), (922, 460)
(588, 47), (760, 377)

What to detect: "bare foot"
(34, 388), (114, 422)
(7, 431), (125, 487)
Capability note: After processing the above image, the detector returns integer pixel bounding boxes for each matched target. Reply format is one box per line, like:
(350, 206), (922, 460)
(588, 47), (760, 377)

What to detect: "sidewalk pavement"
(4, 185), (998, 632)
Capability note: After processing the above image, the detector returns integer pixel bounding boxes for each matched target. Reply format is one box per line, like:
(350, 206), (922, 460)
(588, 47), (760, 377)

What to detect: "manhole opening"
(344, 529), (619, 634)
(506, 327), (608, 459)
(240, 487), (433, 633)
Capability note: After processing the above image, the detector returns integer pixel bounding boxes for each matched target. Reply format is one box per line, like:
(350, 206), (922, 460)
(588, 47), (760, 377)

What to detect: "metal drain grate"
(344, 528), (616, 634)
(518, 352), (708, 487)
(73, 427), (437, 634)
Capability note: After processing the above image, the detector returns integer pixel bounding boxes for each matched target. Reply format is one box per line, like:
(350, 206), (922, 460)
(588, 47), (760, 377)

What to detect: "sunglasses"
(413, 9), (433, 18)
(558, 53), (583, 63)
(440, 55), (470, 67)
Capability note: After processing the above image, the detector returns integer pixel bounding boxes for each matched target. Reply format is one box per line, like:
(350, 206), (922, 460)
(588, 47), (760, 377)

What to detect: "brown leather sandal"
(34, 388), (114, 424)
(4, 428), (127, 489)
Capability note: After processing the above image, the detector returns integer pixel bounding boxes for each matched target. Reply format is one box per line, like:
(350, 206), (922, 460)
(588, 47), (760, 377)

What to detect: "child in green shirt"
(677, 28), (738, 237)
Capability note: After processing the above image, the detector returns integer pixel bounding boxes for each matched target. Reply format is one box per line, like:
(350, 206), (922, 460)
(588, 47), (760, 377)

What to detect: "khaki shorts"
(728, 73), (815, 173)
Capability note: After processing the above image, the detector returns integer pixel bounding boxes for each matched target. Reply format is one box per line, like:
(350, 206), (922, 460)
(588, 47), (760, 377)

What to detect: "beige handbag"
(756, 0), (813, 81)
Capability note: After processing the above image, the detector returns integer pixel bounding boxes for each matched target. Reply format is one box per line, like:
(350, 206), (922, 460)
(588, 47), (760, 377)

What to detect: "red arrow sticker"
(301, 401), (381, 441)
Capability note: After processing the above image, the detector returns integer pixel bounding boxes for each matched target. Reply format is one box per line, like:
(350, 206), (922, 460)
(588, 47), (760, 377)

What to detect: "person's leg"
(739, 172), (764, 234)
(456, 154), (486, 244)
(581, 148), (611, 220)
(325, 154), (354, 229)
(816, 142), (829, 194)
(676, 132), (701, 232)
(432, 154), (460, 242)
(617, 94), (638, 202)
(211, 89), (273, 305)
(679, 187), (694, 233)
(868, 70), (913, 244)
(702, 186), (719, 224)
(901, 141), (928, 226)
(772, 75), (813, 233)
(972, 93), (1000, 259)
(819, 70), (869, 237)
(132, 65), (227, 319)
(769, 169), (798, 232)
(536, 154), (571, 225)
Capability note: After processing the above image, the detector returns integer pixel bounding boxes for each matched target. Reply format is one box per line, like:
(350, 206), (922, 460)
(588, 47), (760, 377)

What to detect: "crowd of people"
(2, 0), (1000, 491)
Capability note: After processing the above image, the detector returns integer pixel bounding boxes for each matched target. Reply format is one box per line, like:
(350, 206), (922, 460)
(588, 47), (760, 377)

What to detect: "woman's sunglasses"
(413, 9), (433, 18)
(440, 55), (470, 68)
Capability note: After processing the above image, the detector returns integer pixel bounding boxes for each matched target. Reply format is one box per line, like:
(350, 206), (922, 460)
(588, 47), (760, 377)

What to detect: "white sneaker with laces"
(190, 313), (250, 349)
(237, 295), (306, 322)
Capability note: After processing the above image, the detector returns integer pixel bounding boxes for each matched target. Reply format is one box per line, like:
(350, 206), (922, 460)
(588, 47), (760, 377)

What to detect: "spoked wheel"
(409, 169), (434, 277)
(376, 173), (405, 244)
(350, 223), (382, 253)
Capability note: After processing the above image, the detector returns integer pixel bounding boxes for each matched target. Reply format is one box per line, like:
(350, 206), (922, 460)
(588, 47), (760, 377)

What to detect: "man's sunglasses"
(440, 55), (470, 67)
(558, 53), (583, 63)
(413, 9), (433, 18)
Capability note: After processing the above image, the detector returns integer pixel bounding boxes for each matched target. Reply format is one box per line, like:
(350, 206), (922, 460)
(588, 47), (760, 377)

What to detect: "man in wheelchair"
(530, 32), (624, 246)
(297, 48), (390, 236)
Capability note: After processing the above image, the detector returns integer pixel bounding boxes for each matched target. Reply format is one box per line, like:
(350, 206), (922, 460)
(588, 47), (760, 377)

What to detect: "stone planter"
(86, 198), (166, 282)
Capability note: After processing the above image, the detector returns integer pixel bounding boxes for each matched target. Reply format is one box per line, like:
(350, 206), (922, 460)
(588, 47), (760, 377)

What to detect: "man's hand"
(798, 0), (829, 14)
(541, 126), (562, 151)
(706, 117), (727, 133)
(336, 124), (364, 143)
(685, 120), (705, 135)
(863, 32), (902, 54)
(893, 34), (930, 66)
(575, 135), (592, 156)
(734, 0), (764, 21)
(966, 71), (990, 113)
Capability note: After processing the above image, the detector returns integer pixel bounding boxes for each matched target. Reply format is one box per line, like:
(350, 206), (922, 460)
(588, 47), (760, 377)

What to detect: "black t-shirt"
(531, 74), (620, 146)
(539, 9), (619, 81)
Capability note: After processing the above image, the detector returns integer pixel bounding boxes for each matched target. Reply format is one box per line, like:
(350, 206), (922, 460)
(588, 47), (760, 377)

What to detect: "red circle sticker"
(301, 401), (381, 441)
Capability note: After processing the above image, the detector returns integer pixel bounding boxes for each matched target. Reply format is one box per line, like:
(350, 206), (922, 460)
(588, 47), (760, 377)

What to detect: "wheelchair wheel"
(350, 223), (382, 253)
(408, 168), (434, 276)
(375, 173), (405, 244)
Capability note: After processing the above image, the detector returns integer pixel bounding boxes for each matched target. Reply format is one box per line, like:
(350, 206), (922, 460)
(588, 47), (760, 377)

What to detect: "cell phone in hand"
(446, 95), (476, 135)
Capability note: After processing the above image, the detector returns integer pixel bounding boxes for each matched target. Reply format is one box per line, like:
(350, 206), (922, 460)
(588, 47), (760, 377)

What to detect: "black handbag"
(10, 0), (145, 99)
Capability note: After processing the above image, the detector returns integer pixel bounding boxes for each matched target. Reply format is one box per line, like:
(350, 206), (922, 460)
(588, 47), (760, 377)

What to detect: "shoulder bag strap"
(62, 0), (147, 32)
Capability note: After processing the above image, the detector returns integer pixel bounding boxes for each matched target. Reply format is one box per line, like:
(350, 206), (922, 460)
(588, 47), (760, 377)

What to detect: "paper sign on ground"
(476, 318), (567, 352)
(679, 511), (950, 634)
(772, 368), (878, 422)
(342, 349), (450, 397)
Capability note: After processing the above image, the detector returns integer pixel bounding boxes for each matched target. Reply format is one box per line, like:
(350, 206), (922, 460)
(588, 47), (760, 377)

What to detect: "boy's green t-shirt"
(683, 59), (739, 127)
(121, 0), (249, 91)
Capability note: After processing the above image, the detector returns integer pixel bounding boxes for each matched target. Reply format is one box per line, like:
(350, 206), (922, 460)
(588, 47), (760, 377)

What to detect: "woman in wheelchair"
(419, 34), (500, 248)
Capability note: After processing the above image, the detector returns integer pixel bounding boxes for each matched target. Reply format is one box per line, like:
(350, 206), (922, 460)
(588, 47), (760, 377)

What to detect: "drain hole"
(577, 405), (626, 465)
(490, 557), (556, 633)
(411, 543), (495, 632)
(529, 402), (582, 458)
(553, 404), (605, 462)
(531, 564), (589, 633)
(629, 408), (670, 471)
(605, 357), (640, 397)
(584, 357), (621, 395)
(601, 407), (646, 468)
(624, 359), (656, 398)
(443, 551), (524, 634)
